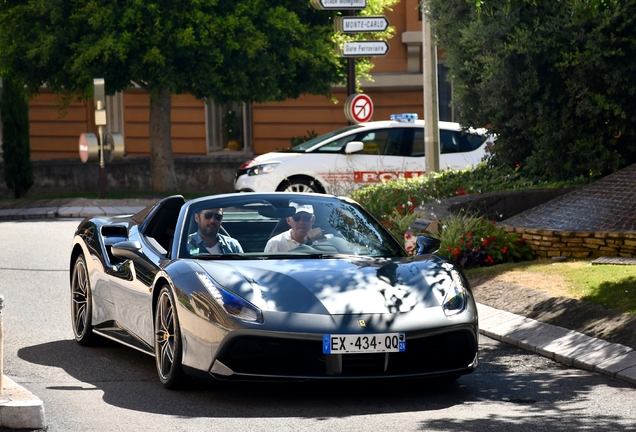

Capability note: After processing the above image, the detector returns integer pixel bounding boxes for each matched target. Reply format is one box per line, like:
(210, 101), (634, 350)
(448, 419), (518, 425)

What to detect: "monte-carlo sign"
(334, 16), (389, 33)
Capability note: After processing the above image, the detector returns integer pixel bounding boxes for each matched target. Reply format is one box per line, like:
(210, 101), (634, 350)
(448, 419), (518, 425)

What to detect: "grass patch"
(466, 259), (636, 314)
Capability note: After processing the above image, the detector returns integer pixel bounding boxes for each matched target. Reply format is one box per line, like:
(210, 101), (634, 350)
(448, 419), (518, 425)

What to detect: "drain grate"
(591, 256), (636, 265)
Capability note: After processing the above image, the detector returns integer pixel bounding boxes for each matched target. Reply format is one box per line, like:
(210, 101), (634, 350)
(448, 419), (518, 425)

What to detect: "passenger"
(264, 203), (327, 252)
(187, 208), (243, 255)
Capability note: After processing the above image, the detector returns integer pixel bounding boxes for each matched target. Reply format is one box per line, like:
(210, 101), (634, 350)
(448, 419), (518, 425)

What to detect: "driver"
(187, 207), (243, 255)
(264, 203), (327, 252)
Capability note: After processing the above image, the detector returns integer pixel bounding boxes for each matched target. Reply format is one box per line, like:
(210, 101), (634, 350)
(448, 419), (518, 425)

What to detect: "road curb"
(0, 205), (148, 222)
(477, 303), (636, 386)
(0, 375), (46, 430)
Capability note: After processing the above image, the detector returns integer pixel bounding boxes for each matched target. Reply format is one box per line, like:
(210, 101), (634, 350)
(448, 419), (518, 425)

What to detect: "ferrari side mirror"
(416, 235), (441, 255)
(111, 240), (144, 261)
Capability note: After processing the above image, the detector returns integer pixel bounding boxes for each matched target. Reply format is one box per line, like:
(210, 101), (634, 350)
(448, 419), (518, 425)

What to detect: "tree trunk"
(149, 86), (178, 192)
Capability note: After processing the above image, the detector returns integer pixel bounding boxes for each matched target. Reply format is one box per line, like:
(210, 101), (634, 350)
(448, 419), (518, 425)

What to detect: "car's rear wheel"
(277, 177), (322, 193)
(154, 285), (185, 389)
(71, 254), (96, 346)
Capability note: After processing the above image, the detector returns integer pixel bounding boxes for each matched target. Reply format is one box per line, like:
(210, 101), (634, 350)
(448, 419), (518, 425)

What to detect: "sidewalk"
(0, 197), (156, 221)
(0, 198), (635, 429)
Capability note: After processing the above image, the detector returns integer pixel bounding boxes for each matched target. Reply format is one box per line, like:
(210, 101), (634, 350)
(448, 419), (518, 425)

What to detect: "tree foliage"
(427, 0), (636, 181)
(0, 1), (346, 101)
(0, 0), (397, 191)
(1, 76), (34, 198)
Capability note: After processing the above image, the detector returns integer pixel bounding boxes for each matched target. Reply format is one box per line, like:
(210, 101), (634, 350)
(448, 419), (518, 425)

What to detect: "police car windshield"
(290, 125), (364, 152)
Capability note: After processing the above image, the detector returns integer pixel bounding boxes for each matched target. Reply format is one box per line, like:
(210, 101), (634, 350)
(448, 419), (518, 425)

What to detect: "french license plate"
(322, 333), (406, 354)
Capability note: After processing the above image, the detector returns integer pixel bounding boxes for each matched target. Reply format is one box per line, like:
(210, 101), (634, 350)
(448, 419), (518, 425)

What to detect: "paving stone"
(616, 365), (636, 385)
(595, 350), (636, 376)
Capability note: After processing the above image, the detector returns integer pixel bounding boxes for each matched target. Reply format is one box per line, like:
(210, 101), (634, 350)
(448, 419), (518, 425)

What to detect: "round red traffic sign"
(344, 93), (374, 123)
(78, 132), (99, 163)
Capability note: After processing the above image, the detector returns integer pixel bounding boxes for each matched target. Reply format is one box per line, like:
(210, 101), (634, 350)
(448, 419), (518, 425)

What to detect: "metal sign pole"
(97, 100), (106, 199)
(93, 79), (107, 199)
(347, 9), (356, 97)
(347, 9), (357, 126)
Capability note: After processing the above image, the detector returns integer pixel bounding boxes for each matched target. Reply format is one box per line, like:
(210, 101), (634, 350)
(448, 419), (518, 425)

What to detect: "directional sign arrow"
(310, 0), (367, 10)
(337, 41), (390, 57)
(334, 16), (389, 33)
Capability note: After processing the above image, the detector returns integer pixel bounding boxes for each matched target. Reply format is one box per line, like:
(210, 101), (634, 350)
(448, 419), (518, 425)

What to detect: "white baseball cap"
(290, 202), (314, 214)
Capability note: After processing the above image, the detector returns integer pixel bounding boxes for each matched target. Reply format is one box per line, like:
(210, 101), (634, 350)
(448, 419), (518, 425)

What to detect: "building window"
(205, 101), (252, 153)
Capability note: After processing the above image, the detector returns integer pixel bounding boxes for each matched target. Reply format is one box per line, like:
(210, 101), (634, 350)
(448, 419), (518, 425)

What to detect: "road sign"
(337, 41), (390, 57)
(310, 0), (366, 10)
(344, 93), (374, 123)
(334, 16), (389, 33)
(78, 132), (99, 163)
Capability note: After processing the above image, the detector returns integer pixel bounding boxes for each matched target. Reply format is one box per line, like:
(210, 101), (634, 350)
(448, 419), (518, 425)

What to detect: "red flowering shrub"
(435, 213), (534, 268)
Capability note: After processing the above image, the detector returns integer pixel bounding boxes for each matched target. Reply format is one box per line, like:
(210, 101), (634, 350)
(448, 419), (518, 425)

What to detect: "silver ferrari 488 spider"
(69, 192), (478, 388)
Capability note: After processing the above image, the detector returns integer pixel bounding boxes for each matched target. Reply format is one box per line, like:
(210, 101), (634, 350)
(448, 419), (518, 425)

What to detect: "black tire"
(71, 254), (97, 346)
(277, 177), (321, 193)
(154, 285), (186, 389)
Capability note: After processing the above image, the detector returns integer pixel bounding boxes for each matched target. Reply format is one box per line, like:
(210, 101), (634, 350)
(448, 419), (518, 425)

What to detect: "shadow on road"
(16, 336), (636, 431)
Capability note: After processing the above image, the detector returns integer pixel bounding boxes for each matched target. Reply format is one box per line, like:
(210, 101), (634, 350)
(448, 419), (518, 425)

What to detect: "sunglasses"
(292, 214), (312, 222)
(203, 211), (223, 221)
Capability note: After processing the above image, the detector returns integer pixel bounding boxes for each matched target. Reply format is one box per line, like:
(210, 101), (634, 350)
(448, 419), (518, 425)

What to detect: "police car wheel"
(277, 177), (321, 193)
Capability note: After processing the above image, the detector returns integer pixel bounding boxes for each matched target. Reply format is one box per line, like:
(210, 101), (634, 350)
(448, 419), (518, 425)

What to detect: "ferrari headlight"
(196, 273), (263, 323)
(248, 163), (280, 176)
(442, 269), (468, 317)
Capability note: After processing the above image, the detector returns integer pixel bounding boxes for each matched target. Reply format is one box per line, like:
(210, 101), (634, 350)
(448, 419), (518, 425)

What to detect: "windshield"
(177, 194), (405, 259)
(289, 125), (364, 152)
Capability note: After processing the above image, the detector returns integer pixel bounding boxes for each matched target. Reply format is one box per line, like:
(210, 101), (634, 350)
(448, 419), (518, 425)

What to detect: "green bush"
(428, 0), (636, 182)
(350, 163), (587, 267)
(351, 163), (589, 222)
(1, 75), (33, 198)
(435, 212), (534, 269)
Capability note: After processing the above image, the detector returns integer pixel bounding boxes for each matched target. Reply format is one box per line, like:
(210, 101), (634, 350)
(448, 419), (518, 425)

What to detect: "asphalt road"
(1, 219), (636, 432)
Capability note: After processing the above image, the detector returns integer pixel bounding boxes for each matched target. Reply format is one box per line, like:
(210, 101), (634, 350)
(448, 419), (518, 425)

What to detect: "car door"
(108, 196), (183, 346)
(333, 127), (415, 188)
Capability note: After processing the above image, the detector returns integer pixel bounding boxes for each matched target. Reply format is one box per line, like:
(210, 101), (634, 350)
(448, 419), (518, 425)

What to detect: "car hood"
(251, 152), (301, 164)
(195, 257), (454, 315)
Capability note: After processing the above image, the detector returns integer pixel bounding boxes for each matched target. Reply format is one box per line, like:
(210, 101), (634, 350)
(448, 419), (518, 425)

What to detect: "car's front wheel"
(154, 285), (185, 389)
(71, 254), (97, 346)
(277, 176), (322, 193)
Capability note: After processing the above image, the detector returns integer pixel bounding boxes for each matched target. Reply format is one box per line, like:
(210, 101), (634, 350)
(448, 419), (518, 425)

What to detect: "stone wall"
(0, 154), (250, 199)
(503, 227), (636, 259)
(417, 188), (636, 259)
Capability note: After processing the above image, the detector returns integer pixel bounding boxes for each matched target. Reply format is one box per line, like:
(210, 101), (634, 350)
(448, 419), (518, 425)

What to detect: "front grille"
(385, 331), (477, 374)
(218, 337), (325, 376)
(215, 330), (477, 378)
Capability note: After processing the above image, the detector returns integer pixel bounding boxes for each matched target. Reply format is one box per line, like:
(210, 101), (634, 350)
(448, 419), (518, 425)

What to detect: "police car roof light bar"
(390, 113), (418, 123)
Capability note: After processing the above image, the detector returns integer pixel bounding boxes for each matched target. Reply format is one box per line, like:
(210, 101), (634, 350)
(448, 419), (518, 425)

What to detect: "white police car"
(235, 114), (493, 194)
